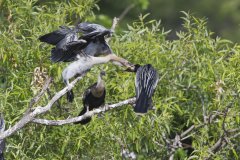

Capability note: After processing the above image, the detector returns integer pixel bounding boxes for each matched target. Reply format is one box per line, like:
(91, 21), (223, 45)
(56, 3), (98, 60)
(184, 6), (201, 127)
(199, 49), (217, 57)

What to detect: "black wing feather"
(50, 40), (86, 62)
(77, 22), (107, 33)
(39, 26), (72, 45)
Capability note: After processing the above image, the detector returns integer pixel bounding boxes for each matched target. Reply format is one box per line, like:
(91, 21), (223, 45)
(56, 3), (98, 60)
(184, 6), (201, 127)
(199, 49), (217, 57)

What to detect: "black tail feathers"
(0, 153), (4, 160)
(134, 92), (152, 114)
(67, 90), (74, 103)
(74, 107), (92, 125)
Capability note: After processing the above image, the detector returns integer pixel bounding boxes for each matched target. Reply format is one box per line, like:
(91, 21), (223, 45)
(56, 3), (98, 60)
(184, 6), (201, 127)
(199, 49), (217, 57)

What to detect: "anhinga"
(126, 64), (159, 114)
(0, 114), (5, 160)
(62, 53), (130, 102)
(39, 22), (132, 102)
(39, 22), (113, 62)
(74, 71), (106, 125)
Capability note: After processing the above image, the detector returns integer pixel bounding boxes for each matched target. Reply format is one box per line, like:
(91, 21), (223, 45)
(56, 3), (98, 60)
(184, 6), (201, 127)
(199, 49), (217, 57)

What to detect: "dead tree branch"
(106, 17), (119, 43)
(0, 75), (85, 140)
(32, 98), (136, 125)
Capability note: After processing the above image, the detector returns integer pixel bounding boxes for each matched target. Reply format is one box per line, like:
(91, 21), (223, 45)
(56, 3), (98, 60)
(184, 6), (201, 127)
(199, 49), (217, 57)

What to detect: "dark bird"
(39, 23), (132, 102)
(39, 22), (113, 62)
(0, 114), (5, 160)
(75, 71), (106, 125)
(127, 64), (159, 114)
(62, 53), (130, 102)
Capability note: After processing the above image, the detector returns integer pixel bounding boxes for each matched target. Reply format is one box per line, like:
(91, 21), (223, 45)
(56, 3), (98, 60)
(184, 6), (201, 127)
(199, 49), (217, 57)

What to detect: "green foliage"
(99, 0), (240, 42)
(1, 1), (240, 159)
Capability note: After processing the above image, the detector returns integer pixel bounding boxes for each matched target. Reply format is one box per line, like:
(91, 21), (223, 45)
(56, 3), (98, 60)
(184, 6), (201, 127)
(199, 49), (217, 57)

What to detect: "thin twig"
(106, 17), (119, 43)
(119, 4), (135, 22)
(111, 17), (119, 31)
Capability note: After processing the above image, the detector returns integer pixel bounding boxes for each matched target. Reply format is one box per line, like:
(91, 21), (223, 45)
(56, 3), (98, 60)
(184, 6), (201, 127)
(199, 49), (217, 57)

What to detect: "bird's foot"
(79, 39), (87, 43)
(149, 106), (156, 110)
(86, 106), (89, 113)
(98, 113), (104, 118)
(67, 84), (74, 91)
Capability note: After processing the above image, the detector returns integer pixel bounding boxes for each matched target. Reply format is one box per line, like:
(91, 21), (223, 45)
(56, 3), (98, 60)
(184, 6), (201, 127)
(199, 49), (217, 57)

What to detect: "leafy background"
(0, 0), (240, 159)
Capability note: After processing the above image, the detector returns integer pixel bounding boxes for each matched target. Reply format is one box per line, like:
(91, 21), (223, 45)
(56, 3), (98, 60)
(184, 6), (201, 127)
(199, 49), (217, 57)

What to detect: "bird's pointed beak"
(124, 66), (135, 72)
(109, 54), (135, 70)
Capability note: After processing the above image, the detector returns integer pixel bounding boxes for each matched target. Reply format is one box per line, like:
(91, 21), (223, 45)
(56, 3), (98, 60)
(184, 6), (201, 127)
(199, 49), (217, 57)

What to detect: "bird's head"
(108, 29), (114, 37)
(100, 70), (106, 77)
(125, 64), (141, 72)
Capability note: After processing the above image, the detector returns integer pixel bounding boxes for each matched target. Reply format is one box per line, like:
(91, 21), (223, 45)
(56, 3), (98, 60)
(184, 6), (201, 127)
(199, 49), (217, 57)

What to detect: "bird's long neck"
(91, 55), (111, 65)
(96, 74), (104, 89)
(91, 74), (105, 97)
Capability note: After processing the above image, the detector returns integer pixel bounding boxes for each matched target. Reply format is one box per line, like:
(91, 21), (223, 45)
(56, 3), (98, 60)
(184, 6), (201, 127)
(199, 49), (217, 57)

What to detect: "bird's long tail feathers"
(74, 107), (92, 125)
(134, 91), (152, 114)
(66, 90), (74, 103)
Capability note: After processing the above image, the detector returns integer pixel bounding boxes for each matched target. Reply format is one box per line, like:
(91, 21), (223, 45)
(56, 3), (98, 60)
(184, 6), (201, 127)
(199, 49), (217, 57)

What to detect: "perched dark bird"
(127, 64), (159, 114)
(0, 114), (5, 160)
(39, 22), (132, 102)
(75, 71), (106, 125)
(62, 54), (130, 102)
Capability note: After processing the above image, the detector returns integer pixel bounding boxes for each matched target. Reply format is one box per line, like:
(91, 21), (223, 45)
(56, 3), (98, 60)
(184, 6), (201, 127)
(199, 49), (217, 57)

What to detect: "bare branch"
(196, 91), (208, 124)
(209, 135), (226, 154)
(32, 98), (136, 125)
(181, 125), (195, 138)
(230, 132), (240, 139)
(119, 4), (135, 22)
(0, 74), (85, 140)
(106, 17), (119, 43)
(111, 17), (119, 32)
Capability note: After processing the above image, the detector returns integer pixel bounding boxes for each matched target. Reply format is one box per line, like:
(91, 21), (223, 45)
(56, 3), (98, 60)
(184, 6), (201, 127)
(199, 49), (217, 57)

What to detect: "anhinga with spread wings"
(39, 22), (132, 102)
(74, 71), (106, 125)
(39, 22), (114, 62)
(127, 64), (159, 114)
(0, 114), (5, 160)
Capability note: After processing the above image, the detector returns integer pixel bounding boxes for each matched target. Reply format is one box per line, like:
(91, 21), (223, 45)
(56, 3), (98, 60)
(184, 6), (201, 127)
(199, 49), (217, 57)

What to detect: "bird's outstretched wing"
(39, 26), (72, 45)
(77, 22), (107, 33)
(51, 46), (83, 62)
(50, 39), (87, 62)
(39, 22), (112, 62)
